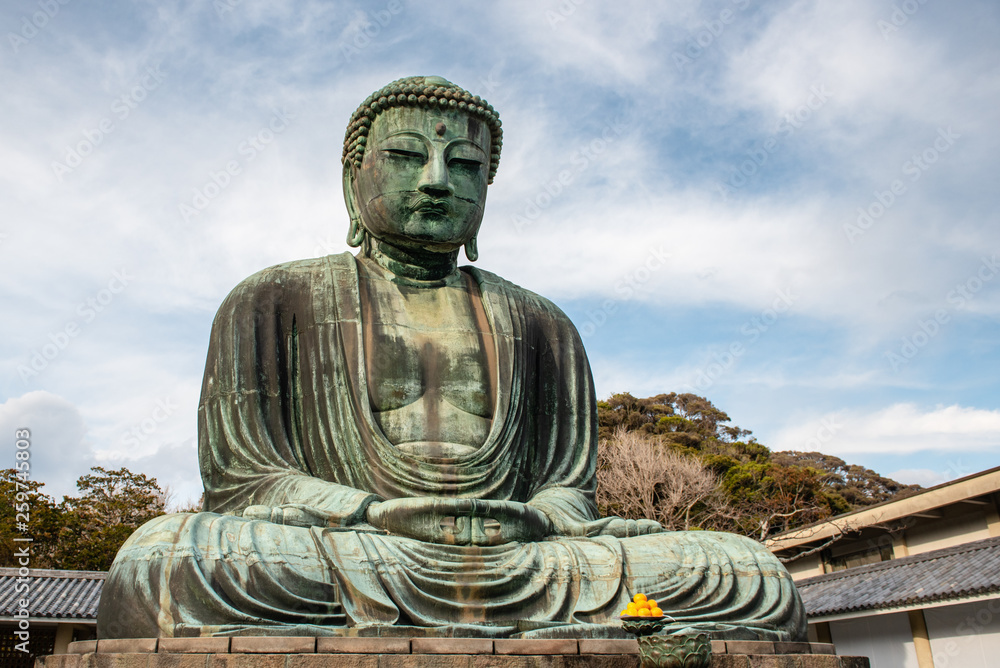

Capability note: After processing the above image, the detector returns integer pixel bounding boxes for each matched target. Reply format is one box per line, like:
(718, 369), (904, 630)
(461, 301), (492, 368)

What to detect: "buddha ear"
(464, 236), (479, 262)
(343, 165), (366, 248)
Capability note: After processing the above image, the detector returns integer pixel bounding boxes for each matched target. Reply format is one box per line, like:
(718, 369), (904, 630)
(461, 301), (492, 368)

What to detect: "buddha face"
(349, 105), (491, 253)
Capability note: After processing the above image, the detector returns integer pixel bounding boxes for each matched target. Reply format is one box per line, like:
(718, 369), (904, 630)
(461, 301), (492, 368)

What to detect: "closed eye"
(449, 158), (483, 169)
(384, 148), (425, 160)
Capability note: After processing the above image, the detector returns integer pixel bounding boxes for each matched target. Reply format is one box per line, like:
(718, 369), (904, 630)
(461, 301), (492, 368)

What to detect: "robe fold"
(96, 253), (806, 641)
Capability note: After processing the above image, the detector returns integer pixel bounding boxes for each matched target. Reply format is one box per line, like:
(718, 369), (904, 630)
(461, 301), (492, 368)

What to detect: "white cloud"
(0, 390), (201, 507)
(770, 403), (1000, 456)
(888, 468), (949, 487)
(98, 439), (202, 511)
(0, 392), (93, 501)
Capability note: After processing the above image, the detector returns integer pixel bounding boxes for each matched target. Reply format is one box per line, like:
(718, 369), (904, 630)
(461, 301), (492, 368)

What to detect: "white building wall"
(830, 612), (919, 668)
(923, 598), (1000, 668)
(905, 511), (991, 555)
(786, 553), (824, 580)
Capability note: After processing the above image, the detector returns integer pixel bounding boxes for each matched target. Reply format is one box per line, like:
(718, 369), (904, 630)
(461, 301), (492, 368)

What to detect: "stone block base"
(37, 638), (870, 668)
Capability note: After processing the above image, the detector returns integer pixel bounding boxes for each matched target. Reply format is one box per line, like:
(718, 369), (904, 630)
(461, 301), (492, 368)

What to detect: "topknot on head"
(342, 75), (503, 184)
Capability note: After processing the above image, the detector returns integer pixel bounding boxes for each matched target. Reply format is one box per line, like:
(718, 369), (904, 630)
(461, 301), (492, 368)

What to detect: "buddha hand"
(242, 504), (335, 527)
(547, 515), (664, 538)
(365, 497), (551, 546)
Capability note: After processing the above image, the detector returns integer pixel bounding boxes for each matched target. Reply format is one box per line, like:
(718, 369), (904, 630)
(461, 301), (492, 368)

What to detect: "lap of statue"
(98, 507), (804, 639)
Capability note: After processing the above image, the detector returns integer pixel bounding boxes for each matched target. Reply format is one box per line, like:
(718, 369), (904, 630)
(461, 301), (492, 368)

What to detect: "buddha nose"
(418, 153), (453, 198)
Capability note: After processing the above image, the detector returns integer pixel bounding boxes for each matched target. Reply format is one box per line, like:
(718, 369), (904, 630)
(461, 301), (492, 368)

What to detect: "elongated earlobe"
(343, 166), (367, 248)
(346, 216), (366, 247)
(464, 237), (479, 262)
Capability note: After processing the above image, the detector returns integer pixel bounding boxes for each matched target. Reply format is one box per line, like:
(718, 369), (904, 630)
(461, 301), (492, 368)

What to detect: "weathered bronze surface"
(96, 76), (807, 641)
(637, 633), (712, 668)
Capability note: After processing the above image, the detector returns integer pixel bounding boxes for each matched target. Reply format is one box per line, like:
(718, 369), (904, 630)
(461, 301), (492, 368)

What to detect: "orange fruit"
(647, 599), (658, 608)
(650, 607), (663, 617)
(638, 608), (651, 617)
(633, 593), (648, 604)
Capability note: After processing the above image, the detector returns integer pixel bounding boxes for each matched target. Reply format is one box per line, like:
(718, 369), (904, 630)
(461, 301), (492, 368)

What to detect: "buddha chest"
(358, 261), (497, 456)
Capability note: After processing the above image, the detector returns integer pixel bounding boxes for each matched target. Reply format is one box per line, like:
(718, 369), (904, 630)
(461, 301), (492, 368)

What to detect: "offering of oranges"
(620, 592), (664, 618)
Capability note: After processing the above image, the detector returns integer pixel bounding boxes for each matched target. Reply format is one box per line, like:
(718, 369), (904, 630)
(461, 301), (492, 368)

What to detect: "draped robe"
(96, 253), (806, 640)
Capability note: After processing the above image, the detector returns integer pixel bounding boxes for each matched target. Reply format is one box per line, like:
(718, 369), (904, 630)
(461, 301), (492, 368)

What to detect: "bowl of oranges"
(619, 593), (671, 636)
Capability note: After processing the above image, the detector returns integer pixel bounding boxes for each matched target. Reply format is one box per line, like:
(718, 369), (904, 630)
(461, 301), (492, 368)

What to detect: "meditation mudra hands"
(243, 497), (663, 545)
(365, 498), (553, 546)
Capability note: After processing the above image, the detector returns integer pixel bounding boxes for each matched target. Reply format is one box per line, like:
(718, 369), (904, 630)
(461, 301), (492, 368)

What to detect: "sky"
(1, 0), (998, 507)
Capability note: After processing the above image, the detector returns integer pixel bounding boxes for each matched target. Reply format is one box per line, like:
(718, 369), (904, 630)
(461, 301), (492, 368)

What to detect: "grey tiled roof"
(0, 568), (106, 620)
(796, 535), (1000, 618)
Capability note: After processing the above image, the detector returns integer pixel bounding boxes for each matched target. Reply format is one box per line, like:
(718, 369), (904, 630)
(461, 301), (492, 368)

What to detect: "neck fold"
(365, 239), (459, 285)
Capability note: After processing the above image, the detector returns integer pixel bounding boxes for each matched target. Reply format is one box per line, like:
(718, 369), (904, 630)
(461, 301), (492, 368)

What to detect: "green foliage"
(0, 469), (64, 568)
(597, 393), (922, 541)
(0, 466), (167, 571)
(598, 392), (765, 460)
(770, 451), (921, 505)
(54, 467), (166, 571)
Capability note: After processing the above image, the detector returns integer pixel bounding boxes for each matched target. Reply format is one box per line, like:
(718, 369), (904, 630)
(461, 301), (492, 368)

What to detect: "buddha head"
(342, 76), (503, 262)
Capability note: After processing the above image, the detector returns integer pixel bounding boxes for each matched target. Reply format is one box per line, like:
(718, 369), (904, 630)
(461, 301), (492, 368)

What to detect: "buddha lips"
(413, 196), (451, 216)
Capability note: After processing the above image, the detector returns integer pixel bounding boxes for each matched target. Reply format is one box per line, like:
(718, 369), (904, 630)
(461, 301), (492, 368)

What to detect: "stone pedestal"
(37, 637), (870, 668)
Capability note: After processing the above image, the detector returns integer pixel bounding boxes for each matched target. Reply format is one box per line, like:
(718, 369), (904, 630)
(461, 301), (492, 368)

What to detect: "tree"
(597, 392), (768, 461)
(172, 492), (204, 514)
(713, 460), (852, 539)
(0, 469), (64, 569)
(596, 428), (721, 530)
(52, 467), (167, 571)
(1, 466), (174, 571)
(596, 392), (921, 542)
(771, 451), (922, 505)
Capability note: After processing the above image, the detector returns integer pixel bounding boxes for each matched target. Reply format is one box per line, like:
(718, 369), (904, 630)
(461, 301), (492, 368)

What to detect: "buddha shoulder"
(213, 253), (354, 315)
(466, 266), (580, 336)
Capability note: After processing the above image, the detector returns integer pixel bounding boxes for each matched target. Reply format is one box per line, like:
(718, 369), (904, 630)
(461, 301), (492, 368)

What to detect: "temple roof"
(796, 535), (1000, 618)
(0, 568), (106, 621)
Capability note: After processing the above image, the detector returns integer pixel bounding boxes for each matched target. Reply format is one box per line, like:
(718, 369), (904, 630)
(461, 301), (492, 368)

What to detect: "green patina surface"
(95, 76), (806, 641)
